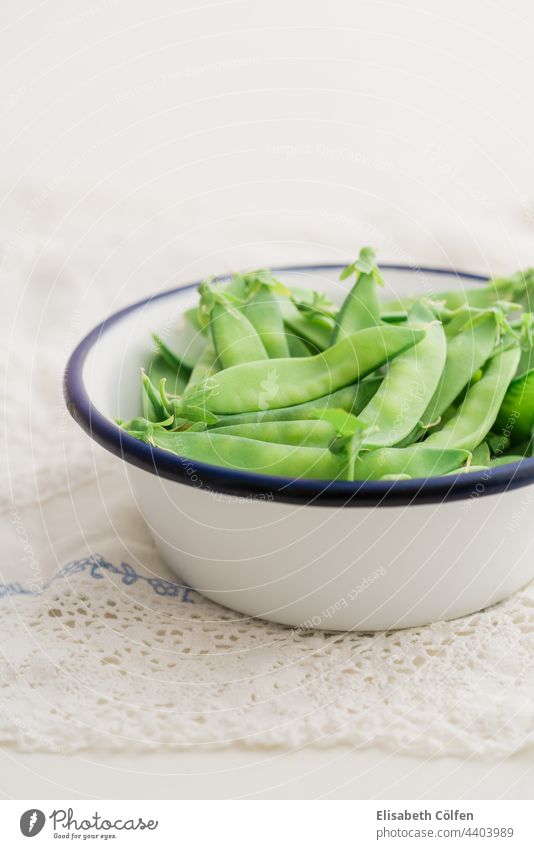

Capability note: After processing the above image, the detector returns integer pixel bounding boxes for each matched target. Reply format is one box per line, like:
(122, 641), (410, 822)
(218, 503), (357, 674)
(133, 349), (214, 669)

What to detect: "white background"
(1, 0), (534, 801)
(1, 0), (533, 282)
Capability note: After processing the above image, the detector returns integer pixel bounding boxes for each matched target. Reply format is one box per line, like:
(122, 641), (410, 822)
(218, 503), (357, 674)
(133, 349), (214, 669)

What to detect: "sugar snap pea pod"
(511, 313), (534, 375)
(148, 429), (347, 480)
(186, 325), (424, 414)
(434, 312), (500, 420)
(512, 435), (534, 456)
(351, 445), (470, 480)
(277, 287), (335, 352)
(401, 312), (498, 444)
(200, 283), (268, 369)
(185, 273), (253, 330)
(425, 345), (521, 452)
(444, 465), (489, 475)
(286, 333), (312, 357)
(281, 304), (332, 352)
(234, 269), (334, 352)
(386, 269), (534, 313)
(332, 247), (384, 342)
(209, 377), (382, 427)
(490, 455), (526, 467)
(357, 305), (446, 448)
(184, 343), (218, 391)
(210, 419), (337, 447)
(486, 430), (512, 456)
(241, 285), (290, 358)
(307, 407), (363, 438)
(494, 367), (534, 443)
(443, 305), (489, 339)
(471, 441), (491, 467)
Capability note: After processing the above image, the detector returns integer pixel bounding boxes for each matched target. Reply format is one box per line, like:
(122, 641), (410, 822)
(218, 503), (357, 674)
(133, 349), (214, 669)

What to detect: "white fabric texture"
(2, 186), (534, 755)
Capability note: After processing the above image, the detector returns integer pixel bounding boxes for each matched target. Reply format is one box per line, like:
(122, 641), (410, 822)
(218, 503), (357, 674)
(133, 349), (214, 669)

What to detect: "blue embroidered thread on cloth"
(0, 553), (196, 602)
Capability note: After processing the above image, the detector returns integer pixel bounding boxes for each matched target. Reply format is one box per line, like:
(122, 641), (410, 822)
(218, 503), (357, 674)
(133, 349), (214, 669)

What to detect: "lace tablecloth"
(2, 187), (534, 755)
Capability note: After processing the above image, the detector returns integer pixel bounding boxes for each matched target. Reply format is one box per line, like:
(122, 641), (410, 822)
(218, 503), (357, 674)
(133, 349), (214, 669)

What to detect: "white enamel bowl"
(65, 265), (534, 631)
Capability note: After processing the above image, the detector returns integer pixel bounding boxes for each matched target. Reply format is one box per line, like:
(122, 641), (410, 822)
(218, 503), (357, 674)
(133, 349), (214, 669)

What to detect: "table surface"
(2, 747), (533, 800)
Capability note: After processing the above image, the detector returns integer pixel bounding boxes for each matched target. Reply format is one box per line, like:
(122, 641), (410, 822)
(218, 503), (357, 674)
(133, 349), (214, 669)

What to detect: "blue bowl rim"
(64, 263), (534, 507)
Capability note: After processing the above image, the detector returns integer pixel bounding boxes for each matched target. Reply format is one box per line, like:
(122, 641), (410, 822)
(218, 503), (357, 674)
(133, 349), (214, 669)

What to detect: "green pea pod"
(494, 367), (534, 443)
(515, 314), (534, 375)
(386, 268), (534, 313)
(444, 465), (489, 475)
(357, 305), (446, 448)
(332, 247), (384, 342)
(417, 312), (498, 433)
(351, 445), (470, 480)
(471, 441), (491, 467)
(186, 325), (425, 414)
(307, 407), (364, 439)
(284, 289), (337, 351)
(209, 378), (382, 427)
(486, 430), (512, 456)
(200, 283), (268, 369)
(211, 419), (337, 447)
(286, 333), (312, 357)
(425, 345), (521, 452)
(184, 343), (218, 392)
(149, 429), (346, 480)
(241, 285), (290, 358)
(281, 303), (333, 352)
(490, 455), (526, 467)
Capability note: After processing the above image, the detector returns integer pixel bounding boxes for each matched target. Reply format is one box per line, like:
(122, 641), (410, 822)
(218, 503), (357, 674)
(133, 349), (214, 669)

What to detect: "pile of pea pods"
(119, 249), (534, 482)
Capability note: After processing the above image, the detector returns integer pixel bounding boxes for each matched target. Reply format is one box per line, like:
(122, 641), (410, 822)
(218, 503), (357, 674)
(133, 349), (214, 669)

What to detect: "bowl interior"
(83, 265), (474, 425)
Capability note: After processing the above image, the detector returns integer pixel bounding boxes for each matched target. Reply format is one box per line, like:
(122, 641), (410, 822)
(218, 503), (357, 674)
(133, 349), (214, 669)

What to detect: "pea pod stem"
(141, 371), (173, 425)
(241, 284), (290, 358)
(332, 247), (384, 342)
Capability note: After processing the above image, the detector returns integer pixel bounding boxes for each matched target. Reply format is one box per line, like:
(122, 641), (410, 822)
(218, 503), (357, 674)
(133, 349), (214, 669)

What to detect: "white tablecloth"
(2, 187), (534, 757)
